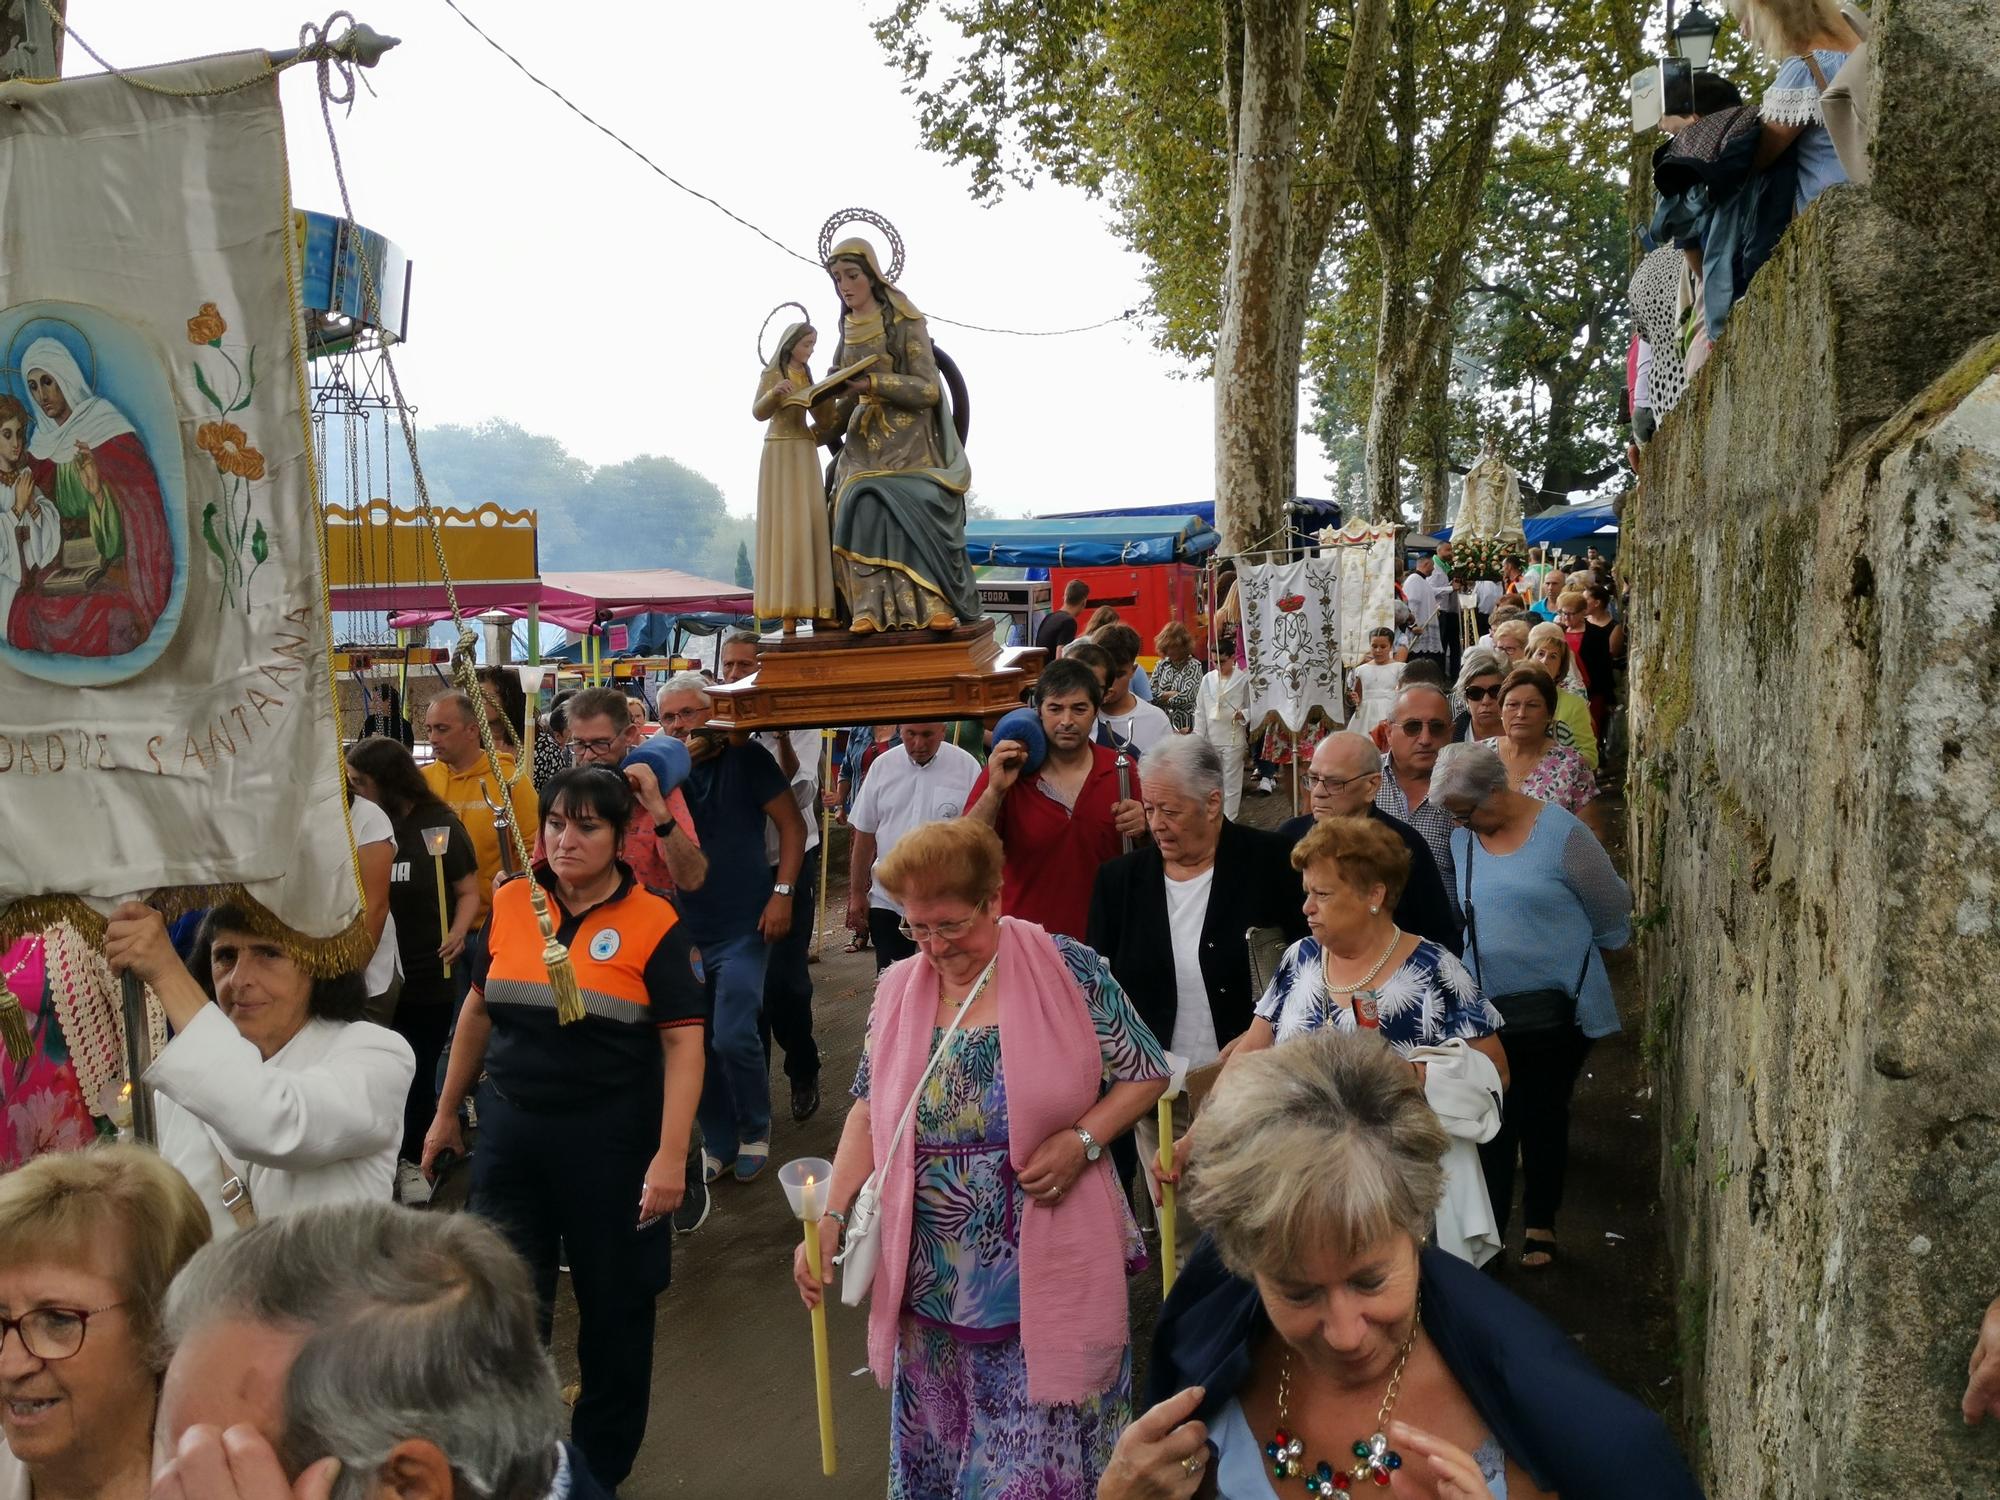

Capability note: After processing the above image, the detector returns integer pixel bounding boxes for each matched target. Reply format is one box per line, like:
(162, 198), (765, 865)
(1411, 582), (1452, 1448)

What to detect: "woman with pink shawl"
(793, 819), (1170, 1497)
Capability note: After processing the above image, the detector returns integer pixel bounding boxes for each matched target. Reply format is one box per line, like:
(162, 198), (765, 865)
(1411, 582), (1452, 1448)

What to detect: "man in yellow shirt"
(421, 690), (539, 926)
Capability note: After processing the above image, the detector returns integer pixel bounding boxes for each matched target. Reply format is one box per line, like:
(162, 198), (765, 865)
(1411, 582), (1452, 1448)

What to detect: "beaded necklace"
(1264, 1291), (1421, 1496)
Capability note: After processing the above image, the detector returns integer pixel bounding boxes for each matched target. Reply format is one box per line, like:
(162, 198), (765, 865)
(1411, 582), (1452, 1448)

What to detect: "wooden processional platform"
(704, 621), (1044, 732)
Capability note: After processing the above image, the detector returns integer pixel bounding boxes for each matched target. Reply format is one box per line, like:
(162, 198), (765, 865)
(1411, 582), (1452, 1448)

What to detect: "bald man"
(1278, 732), (1460, 953)
(1374, 684), (1461, 917)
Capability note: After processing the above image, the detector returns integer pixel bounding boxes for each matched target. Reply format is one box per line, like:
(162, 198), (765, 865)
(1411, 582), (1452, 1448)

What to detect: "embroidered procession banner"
(0, 54), (363, 962)
(1239, 556), (1345, 734)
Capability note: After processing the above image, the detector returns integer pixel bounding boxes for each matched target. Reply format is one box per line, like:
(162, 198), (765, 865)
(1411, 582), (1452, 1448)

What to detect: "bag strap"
(1802, 52), (1831, 92)
(873, 953), (999, 1173)
(1461, 830), (1482, 991)
(212, 1141), (258, 1229)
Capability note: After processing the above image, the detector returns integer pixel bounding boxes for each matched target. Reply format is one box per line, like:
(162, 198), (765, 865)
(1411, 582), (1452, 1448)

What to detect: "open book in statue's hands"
(780, 355), (880, 409)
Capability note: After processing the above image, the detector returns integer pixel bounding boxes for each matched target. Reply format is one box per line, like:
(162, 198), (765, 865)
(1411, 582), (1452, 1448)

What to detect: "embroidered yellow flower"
(196, 421), (265, 481)
(187, 303), (227, 346)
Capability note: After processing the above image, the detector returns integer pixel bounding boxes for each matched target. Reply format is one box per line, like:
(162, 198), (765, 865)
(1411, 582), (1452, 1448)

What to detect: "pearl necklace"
(1319, 926), (1402, 995)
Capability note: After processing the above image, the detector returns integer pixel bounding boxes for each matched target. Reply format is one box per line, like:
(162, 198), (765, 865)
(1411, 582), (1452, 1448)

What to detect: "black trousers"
(388, 989), (452, 1162)
(471, 1083), (671, 1490)
(1478, 1028), (1594, 1239)
(868, 907), (919, 971)
(758, 856), (821, 1085)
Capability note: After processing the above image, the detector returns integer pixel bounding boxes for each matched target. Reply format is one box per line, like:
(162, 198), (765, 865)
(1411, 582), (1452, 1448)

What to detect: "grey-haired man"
(150, 1202), (613, 1500)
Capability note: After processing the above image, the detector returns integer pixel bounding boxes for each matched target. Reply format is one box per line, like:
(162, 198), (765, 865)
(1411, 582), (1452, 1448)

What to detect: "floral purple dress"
(852, 936), (1169, 1499)
(1483, 737), (1598, 815)
(1, 937), (100, 1167)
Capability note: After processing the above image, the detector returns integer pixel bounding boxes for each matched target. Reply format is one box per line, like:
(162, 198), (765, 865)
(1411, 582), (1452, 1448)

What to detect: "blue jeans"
(695, 929), (772, 1159)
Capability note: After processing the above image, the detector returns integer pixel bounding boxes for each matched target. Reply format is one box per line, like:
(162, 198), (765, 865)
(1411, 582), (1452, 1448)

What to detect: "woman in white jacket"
(103, 903), (415, 1237)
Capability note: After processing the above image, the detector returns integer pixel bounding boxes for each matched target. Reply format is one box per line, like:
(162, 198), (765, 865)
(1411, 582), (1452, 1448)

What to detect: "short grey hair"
(659, 669), (711, 704)
(1140, 734), (1224, 806)
(1454, 645), (1507, 696)
(1431, 741), (1509, 810)
(164, 1203), (560, 1500)
(1184, 1030), (1448, 1278)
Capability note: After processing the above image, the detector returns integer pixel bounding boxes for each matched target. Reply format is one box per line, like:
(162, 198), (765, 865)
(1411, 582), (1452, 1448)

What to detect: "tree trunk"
(1415, 334), (1455, 533)
(1214, 0), (1312, 557)
(1359, 0), (1532, 525)
(1361, 254), (1419, 524)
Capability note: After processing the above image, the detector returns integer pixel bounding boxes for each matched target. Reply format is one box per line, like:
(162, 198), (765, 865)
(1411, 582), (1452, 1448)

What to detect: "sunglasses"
(1462, 685), (1501, 702)
(1393, 718), (1451, 738)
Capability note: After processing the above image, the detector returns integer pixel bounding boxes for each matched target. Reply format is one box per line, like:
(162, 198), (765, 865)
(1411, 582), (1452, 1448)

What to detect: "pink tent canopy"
(378, 567), (753, 634)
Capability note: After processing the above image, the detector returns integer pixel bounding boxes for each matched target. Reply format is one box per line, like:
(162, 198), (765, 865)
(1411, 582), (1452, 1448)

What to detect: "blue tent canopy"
(964, 514), (1220, 568)
(1436, 500), (1618, 545)
(1048, 497), (1342, 534)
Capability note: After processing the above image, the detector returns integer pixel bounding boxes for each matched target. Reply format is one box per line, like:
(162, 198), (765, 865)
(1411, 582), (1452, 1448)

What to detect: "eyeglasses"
(570, 736), (622, 757)
(1461, 685), (1501, 702)
(1445, 806), (1477, 827)
(0, 1303), (123, 1361)
(1393, 718), (1451, 739)
(1306, 773), (1372, 793)
(898, 901), (989, 944)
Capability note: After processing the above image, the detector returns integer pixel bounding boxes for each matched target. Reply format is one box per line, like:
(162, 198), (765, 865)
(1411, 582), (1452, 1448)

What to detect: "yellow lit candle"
(798, 1175), (838, 1476)
(1157, 1095), (1178, 1295)
(422, 827), (453, 978)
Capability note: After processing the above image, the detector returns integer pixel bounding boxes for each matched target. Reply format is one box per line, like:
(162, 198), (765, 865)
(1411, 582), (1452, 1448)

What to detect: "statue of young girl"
(750, 320), (837, 633)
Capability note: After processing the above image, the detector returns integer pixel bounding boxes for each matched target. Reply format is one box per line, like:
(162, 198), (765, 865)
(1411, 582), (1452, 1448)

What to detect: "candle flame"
(805, 1173), (816, 1187)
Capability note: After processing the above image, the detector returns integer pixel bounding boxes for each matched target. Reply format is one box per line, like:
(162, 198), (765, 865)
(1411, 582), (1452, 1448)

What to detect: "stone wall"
(1625, 5), (2000, 1490)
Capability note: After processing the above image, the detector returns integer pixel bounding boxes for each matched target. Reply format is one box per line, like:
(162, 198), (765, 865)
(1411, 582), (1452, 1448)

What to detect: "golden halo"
(757, 301), (813, 367)
(817, 208), (905, 283)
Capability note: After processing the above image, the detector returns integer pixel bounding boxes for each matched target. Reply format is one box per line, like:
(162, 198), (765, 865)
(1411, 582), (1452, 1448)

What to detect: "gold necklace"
(1320, 926), (1401, 995)
(1265, 1291), (1421, 1496)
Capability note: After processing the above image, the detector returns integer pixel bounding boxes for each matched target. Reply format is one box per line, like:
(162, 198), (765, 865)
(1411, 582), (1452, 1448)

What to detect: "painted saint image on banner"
(0, 303), (187, 685)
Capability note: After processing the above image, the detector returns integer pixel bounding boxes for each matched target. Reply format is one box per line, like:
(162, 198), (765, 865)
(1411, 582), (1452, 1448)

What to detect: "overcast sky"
(73, 0), (1326, 520)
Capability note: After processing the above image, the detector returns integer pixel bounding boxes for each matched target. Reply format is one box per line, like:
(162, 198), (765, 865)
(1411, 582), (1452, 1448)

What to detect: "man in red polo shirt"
(963, 656), (1146, 939)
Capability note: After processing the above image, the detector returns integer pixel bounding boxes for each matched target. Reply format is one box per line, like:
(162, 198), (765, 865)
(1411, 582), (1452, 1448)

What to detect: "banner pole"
(120, 972), (157, 1144)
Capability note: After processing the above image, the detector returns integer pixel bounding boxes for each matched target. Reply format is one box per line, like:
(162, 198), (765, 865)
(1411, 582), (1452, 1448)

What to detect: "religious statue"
(750, 305), (838, 633)
(3, 334), (174, 658)
(1456, 432), (1525, 543)
(818, 211), (980, 635)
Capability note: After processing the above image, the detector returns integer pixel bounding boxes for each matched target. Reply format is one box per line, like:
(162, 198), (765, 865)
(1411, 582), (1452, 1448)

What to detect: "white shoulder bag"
(835, 955), (997, 1308)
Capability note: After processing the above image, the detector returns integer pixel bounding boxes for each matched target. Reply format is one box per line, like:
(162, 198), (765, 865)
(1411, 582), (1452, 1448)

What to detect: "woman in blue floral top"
(1236, 816), (1505, 1074)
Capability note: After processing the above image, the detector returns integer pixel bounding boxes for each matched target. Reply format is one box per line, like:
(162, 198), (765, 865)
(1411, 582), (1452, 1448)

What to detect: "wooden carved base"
(706, 621), (1044, 732)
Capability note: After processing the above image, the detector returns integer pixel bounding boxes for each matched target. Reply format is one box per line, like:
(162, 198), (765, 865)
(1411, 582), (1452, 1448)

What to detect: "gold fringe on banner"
(0, 888), (374, 979)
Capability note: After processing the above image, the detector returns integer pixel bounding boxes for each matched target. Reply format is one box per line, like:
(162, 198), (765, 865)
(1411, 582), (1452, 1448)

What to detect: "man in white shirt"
(1402, 555), (1445, 670)
(720, 632), (828, 1123)
(846, 722), (982, 970)
(1093, 622), (1172, 755)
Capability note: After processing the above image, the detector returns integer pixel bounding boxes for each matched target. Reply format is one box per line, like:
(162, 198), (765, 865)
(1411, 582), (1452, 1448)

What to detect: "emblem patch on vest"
(589, 928), (621, 961)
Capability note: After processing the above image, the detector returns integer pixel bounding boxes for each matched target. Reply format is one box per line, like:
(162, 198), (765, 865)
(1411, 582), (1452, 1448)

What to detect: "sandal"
(1521, 1234), (1559, 1270)
(842, 934), (871, 954)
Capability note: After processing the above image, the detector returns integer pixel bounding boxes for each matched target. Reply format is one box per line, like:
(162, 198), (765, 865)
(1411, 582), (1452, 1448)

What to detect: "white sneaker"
(396, 1160), (433, 1206)
(1253, 775), (1276, 795)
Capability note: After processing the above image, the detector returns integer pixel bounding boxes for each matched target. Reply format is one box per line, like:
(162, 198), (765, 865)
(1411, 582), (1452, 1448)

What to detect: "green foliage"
(384, 419), (743, 582)
(734, 539), (753, 589)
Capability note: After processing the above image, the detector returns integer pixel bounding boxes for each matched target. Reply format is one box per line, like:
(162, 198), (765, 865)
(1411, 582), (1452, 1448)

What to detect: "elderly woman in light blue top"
(1432, 743), (1631, 1272)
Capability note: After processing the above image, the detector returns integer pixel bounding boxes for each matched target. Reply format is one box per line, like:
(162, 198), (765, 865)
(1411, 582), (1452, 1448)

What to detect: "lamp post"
(1672, 2), (1720, 69)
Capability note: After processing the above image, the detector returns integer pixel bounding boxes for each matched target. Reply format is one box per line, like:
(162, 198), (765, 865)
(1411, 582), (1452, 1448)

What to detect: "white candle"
(800, 1173), (821, 1223)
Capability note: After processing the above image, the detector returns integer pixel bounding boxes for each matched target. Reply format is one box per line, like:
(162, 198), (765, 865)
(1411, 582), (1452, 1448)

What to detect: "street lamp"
(1673, 2), (1721, 69)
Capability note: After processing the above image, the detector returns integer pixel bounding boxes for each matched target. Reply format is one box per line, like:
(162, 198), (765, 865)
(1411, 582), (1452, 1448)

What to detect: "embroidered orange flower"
(196, 421), (265, 481)
(187, 303), (227, 345)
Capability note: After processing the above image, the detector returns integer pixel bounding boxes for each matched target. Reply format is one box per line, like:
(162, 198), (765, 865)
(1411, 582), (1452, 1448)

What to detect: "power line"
(438, 0), (1133, 339)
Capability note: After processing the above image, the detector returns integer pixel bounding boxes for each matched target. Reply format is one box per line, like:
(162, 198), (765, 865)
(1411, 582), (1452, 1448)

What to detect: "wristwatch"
(1073, 1126), (1101, 1162)
(773, 882), (795, 897)
(654, 821), (679, 840)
